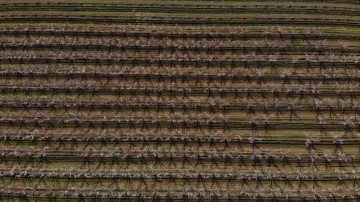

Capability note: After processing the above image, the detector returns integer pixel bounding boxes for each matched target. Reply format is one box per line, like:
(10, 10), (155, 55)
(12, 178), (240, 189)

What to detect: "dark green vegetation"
(0, 0), (359, 201)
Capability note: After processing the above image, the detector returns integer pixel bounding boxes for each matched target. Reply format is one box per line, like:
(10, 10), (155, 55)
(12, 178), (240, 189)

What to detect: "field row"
(1, 188), (358, 201)
(1, 14), (359, 26)
(2, 28), (359, 41)
(1, 3), (358, 16)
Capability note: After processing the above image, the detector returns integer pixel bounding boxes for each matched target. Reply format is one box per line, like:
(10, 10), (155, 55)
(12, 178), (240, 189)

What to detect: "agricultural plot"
(0, 0), (359, 201)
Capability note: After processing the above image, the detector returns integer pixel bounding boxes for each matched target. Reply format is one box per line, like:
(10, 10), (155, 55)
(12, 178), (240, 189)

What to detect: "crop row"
(1, 171), (358, 184)
(1, 3), (358, 16)
(1, 71), (359, 85)
(1, 85), (359, 99)
(2, 73), (360, 86)
(2, 46), (356, 58)
(1, 15), (359, 26)
(0, 148), (357, 167)
(1, 58), (358, 70)
(1, 131), (357, 147)
(1, 166), (358, 179)
(2, 28), (359, 41)
(2, 101), (360, 112)
(1, 119), (359, 132)
(0, 37), (354, 52)
(0, 102), (353, 121)
(1, 44), (358, 56)
(1, 187), (358, 201)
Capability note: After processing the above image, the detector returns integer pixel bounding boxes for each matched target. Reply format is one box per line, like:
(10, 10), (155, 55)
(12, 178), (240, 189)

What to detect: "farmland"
(0, 0), (359, 201)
